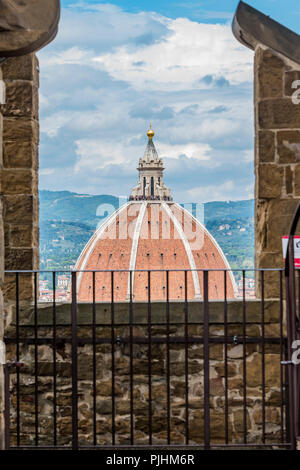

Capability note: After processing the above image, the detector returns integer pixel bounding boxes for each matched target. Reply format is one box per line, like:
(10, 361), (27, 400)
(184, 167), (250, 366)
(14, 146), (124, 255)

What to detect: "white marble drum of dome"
(75, 126), (237, 302)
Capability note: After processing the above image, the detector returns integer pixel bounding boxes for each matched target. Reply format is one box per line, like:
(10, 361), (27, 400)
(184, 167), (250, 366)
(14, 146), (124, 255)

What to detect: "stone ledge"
(5, 299), (283, 327)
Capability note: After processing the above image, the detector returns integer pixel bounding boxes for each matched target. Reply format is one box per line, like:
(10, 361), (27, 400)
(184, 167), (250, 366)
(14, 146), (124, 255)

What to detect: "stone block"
(0, 116), (3, 167)
(284, 70), (300, 97)
(1, 54), (39, 82)
(263, 199), (299, 252)
(1, 169), (37, 195)
(233, 409), (251, 433)
(255, 200), (268, 251)
(267, 198), (299, 217)
(263, 271), (283, 299)
(241, 353), (281, 388)
(5, 247), (37, 270)
(267, 214), (294, 251)
(0, 200), (4, 287)
(257, 251), (284, 270)
(259, 98), (300, 129)
(1, 81), (38, 119)
(214, 362), (237, 378)
(257, 164), (283, 198)
(258, 130), (275, 163)
(285, 166), (294, 195)
(3, 118), (39, 143)
(9, 224), (38, 248)
(3, 273), (35, 302)
(277, 130), (300, 163)
(256, 49), (284, 99)
(3, 140), (38, 169)
(295, 165), (300, 196)
(4, 195), (37, 224)
(0, 413), (4, 451)
(96, 380), (122, 397)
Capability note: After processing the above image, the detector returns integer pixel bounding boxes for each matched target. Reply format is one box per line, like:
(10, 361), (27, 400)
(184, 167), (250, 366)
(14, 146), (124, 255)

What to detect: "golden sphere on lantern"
(147, 123), (155, 139)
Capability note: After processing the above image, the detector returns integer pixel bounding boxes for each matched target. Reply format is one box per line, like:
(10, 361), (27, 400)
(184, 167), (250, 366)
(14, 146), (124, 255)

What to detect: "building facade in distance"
(75, 127), (236, 301)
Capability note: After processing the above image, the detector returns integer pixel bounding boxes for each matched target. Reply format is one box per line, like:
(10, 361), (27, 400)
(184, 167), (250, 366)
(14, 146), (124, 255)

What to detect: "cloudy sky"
(38, 0), (300, 203)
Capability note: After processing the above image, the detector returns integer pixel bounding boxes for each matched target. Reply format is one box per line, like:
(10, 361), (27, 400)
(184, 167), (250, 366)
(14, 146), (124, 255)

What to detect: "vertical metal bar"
(52, 272), (57, 446)
(147, 270), (152, 445)
(15, 273), (20, 447)
(92, 271), (97, 446)
(71, 271), (78, 451)
(129, 270), (134, 445)
(279, 270), (284, 444)
(184, 270), (189, 445)
(166, 270), (171, 445)
(285, 338), (291, 446)
(224, 270), (229, 444)
(34, 272), (39, 446)
(286, 232), (297, 449)
(203, 270), (210, 449)
(4, 365), (11, 450)
(298, 269), (300, 322)
(111, 271), (115, 445)
(261, 270), (266, 444)
(242, 270), (247, 444)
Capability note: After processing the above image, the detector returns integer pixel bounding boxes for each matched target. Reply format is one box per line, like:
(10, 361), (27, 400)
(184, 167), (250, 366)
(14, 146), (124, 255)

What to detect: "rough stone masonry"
(255, 47), (300, 296)
(233, 1), (300, 297)
(0, 54), (40, 449)
(4, 301), (284, 447)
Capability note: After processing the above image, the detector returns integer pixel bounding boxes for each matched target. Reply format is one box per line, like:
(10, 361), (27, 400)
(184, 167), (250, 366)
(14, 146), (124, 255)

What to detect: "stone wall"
(1, 54), (39, 303)
(0, 54), (39, 449)
(255, 47), (300, 297)
(0, 64), (4, 450)
(4, 301), (285, 448)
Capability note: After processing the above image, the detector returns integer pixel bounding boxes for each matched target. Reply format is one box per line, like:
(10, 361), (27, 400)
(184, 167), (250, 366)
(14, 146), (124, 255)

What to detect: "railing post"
(203, 270), (210, 450)
(71, 271), (78, 450)
(0, 339), (5, 450)
(284, 202), (300, 449)
(4, 364), (10, 450)
(3, 361), (23, 451)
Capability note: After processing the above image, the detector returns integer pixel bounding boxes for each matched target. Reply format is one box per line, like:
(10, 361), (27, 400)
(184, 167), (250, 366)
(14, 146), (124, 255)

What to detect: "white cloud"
(42, 112), (73, 137)
(40, 168), (55, 176)
(243, 149), (254, 162)
(43, 46), (93, 66)
(74, 139), (127, 171)
(94, 18), (253, 91)
(38, 3), (254, 202)
(188, 180), (235, 201)
(157, 142), (211, 160)
(185, 179), (254, 202)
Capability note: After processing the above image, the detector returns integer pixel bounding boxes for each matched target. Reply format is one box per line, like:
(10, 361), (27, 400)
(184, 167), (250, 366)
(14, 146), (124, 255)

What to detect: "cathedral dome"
(75, 129), (237, 301)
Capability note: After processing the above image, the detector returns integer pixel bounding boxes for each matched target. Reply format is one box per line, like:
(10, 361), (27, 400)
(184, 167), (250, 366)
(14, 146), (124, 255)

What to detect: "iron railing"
(285, 202), (300, 449)
(3, 268), (295, 450)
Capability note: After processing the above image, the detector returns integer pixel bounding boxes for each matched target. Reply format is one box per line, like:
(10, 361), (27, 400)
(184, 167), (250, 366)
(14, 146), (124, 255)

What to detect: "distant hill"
(40, 190), (121, 227)
(204, 199), (254, 221)
(39, 190), (254, 272)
